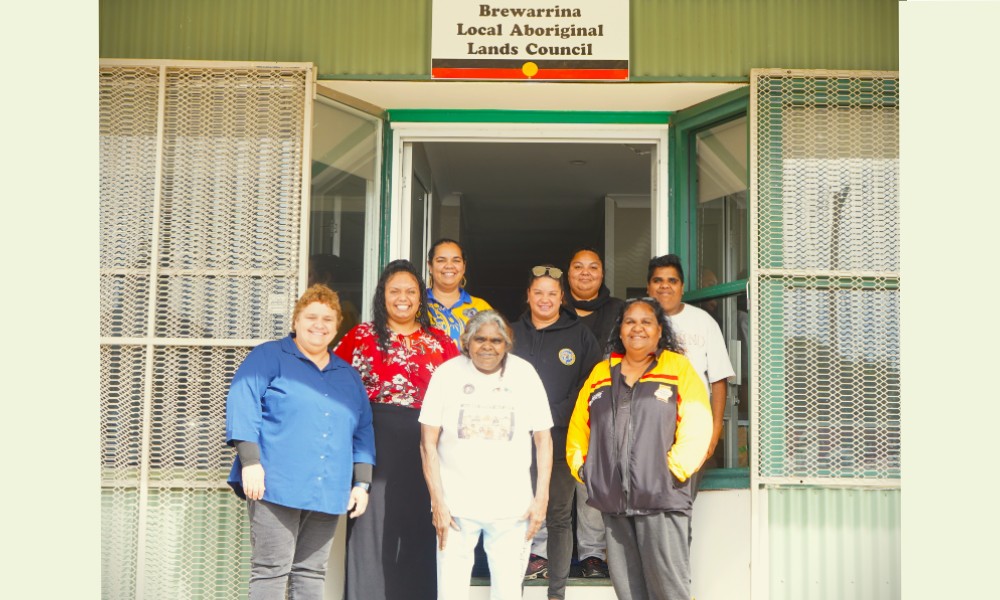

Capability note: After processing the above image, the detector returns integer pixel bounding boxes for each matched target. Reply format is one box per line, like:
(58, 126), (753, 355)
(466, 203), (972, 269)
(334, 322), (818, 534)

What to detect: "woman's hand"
(431, 501), (459, 550)
(241, 464), (265, 500)
(347, 486), (369, 518)
(522, 494), (548, 540)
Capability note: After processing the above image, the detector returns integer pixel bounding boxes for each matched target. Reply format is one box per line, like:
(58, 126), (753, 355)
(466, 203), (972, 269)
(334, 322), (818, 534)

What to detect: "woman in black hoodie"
(512, 264), (601, 600)
(565, 247), (625, 350)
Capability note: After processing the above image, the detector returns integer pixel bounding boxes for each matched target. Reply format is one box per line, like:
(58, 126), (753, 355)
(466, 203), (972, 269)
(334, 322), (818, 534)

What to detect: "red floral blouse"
(334, 322), (460, 410)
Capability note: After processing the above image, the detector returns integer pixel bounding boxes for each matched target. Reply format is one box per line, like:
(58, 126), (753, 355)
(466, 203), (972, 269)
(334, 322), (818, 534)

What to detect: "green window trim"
(386, 109), (671, 124)
(667, 88), (752, 487)
(379, 120), (393, 265)
(667, 86), (749, 278)
(699, 467), (751, 491)
(683, 279), (748, 303)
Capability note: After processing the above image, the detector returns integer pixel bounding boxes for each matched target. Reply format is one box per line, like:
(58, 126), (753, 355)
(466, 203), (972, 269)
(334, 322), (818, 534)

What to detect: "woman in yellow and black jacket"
(566, 297), (712, 600)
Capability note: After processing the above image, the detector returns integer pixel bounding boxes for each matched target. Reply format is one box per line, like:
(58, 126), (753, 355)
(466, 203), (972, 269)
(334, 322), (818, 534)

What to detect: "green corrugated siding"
(768, 486), (901, 600)
(99, 0), (431, 76)
(632, 0), (898, 78)
(100, 0), (898, 80)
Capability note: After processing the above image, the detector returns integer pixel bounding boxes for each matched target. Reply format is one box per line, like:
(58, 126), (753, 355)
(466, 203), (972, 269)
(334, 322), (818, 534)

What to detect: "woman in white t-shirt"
(419, 310), (554, 600)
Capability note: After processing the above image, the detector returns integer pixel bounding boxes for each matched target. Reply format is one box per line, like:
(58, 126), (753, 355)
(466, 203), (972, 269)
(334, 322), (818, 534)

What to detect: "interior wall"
(608, 200), (653, 299)
(461, 197), (604, 322)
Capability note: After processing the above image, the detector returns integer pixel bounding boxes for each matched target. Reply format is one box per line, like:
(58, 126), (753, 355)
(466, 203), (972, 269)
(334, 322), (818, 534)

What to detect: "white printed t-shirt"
(419, 353), (553, 521)
(668, 303), (736, 394)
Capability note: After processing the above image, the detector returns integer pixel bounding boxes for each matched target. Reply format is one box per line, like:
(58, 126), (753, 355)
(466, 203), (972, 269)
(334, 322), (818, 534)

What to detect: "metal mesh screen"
(100, 66), (159, 339)
(751, 70), (900, 482)
(100, 61), (310, 599)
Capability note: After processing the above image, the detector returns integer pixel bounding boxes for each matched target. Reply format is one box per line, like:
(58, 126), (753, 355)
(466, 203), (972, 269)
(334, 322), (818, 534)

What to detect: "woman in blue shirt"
(226, 284), (376, 600)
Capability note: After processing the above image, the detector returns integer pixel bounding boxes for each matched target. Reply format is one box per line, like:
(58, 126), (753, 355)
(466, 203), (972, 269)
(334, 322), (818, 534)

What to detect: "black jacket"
(577, 296), (625, 352)
(511, 308), (601, 427)
(567, 284), (624, 352)
(567, 351), (712, 517)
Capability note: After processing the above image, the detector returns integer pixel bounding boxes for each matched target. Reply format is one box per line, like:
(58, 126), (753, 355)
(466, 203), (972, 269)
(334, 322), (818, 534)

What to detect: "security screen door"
(749, 68), (900, 600)
(99, 60), (312, 600)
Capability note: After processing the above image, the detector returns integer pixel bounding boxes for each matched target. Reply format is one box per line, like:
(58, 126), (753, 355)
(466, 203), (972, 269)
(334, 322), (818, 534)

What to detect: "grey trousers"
(575, 481), (606, 560)
(602, 511), (690, 600)
(247, 499), (341, 600)
(529, 426), (577, 600)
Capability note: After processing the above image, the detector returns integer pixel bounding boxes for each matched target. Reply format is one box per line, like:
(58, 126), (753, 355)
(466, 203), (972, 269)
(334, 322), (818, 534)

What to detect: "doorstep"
(471, 577), (613, 587)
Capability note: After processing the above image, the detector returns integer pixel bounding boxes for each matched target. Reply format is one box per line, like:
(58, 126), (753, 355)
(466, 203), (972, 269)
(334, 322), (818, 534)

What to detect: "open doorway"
(407, 140), (655, 320)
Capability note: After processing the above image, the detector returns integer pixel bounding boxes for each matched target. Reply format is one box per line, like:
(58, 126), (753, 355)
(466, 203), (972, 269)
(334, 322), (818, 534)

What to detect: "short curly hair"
(292, 284), (343, 330)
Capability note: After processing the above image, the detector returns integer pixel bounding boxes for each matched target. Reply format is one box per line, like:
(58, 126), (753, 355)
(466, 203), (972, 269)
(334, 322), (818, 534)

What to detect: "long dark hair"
(371, 259), (431, 352)
(606, 297), (683, 356)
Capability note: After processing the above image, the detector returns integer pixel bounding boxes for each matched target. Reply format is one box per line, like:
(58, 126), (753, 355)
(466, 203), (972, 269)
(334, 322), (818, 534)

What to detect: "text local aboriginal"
(457, 12), (605, 56)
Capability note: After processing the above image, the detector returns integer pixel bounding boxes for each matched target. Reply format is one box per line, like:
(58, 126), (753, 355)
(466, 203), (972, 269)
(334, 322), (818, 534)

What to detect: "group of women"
(225, 239), (712, 600)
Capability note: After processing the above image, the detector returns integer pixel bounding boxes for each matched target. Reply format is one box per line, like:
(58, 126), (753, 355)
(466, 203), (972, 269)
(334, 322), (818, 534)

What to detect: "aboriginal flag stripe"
(432, 68), (627, 80)
(433, 58), (627, 69)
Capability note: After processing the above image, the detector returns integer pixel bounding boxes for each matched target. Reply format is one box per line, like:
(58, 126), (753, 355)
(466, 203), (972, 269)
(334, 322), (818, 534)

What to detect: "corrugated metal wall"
(767, 487), (900, 600)
(99, 0), (898, 80)
(632, 0), (898, 79)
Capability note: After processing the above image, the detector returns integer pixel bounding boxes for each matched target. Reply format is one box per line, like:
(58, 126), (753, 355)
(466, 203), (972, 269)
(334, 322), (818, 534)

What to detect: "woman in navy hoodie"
(512, 264), (601, 600)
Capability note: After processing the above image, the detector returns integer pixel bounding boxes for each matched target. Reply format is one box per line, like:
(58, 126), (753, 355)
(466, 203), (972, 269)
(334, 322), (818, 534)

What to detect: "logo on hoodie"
(558, 348), (576, 365)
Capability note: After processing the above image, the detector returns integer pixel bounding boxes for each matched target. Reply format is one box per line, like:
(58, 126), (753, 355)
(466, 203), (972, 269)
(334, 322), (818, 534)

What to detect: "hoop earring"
(427, 275), (434, 288)
(461, 277), (468, 288)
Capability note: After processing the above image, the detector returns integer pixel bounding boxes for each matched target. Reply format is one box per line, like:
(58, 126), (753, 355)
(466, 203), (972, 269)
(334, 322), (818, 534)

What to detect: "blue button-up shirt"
(226, 335), (375, 515)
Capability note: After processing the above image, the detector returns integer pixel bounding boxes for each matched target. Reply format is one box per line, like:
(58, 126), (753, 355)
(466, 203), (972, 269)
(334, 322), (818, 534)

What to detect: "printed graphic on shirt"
(588, 389), (605, 407)
(558, 348), (576, 366)
(462, 307), (480, 320)
(654, 383), (677, 403)
(457, 404), (515, 441)
(676, 331), (706, 349)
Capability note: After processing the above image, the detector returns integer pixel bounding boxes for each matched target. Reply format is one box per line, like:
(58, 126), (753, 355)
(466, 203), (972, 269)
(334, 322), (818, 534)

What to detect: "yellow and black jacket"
(566, 350), (712, 516)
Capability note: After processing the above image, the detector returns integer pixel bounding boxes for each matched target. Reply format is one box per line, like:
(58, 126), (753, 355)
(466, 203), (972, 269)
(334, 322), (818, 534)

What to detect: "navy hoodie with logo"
(512, 307), (602, 428)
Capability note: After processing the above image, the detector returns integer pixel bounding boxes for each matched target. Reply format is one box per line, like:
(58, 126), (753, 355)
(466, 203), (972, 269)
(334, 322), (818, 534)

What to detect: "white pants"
(438, 516), (532, 600)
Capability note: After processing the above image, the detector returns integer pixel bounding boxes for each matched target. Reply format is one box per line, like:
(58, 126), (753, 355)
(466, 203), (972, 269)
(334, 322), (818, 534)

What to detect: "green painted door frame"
(376, 109), (672, 266)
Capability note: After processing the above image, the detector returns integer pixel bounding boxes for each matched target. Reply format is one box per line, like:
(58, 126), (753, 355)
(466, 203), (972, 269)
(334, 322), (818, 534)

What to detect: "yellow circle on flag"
(522, 62), (539, 77)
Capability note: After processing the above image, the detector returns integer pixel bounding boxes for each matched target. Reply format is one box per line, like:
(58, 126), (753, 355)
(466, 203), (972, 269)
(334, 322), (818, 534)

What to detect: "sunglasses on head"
(531, 265), (563, 279)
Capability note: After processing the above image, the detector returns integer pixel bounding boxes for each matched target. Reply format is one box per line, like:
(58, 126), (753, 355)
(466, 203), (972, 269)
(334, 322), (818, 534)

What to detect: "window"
(309, 96), (382, 340)
(670, 89), (750, 482)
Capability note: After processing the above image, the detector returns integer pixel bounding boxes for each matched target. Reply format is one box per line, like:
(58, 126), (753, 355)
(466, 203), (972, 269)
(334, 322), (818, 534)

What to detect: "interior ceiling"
(422, 141), (651, 212)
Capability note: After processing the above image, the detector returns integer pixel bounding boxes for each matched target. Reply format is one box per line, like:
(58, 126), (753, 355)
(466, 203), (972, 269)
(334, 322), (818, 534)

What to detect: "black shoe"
(580, 556), (609, 578)
(524, 554), (549, 580)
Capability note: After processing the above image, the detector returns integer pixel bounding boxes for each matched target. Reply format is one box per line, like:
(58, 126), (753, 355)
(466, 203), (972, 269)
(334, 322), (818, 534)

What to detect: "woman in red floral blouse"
(335, 259), (459, 600)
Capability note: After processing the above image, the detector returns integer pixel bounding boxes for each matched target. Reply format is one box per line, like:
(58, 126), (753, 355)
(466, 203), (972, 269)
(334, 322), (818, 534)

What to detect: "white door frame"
(387, 122), (671, 262)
